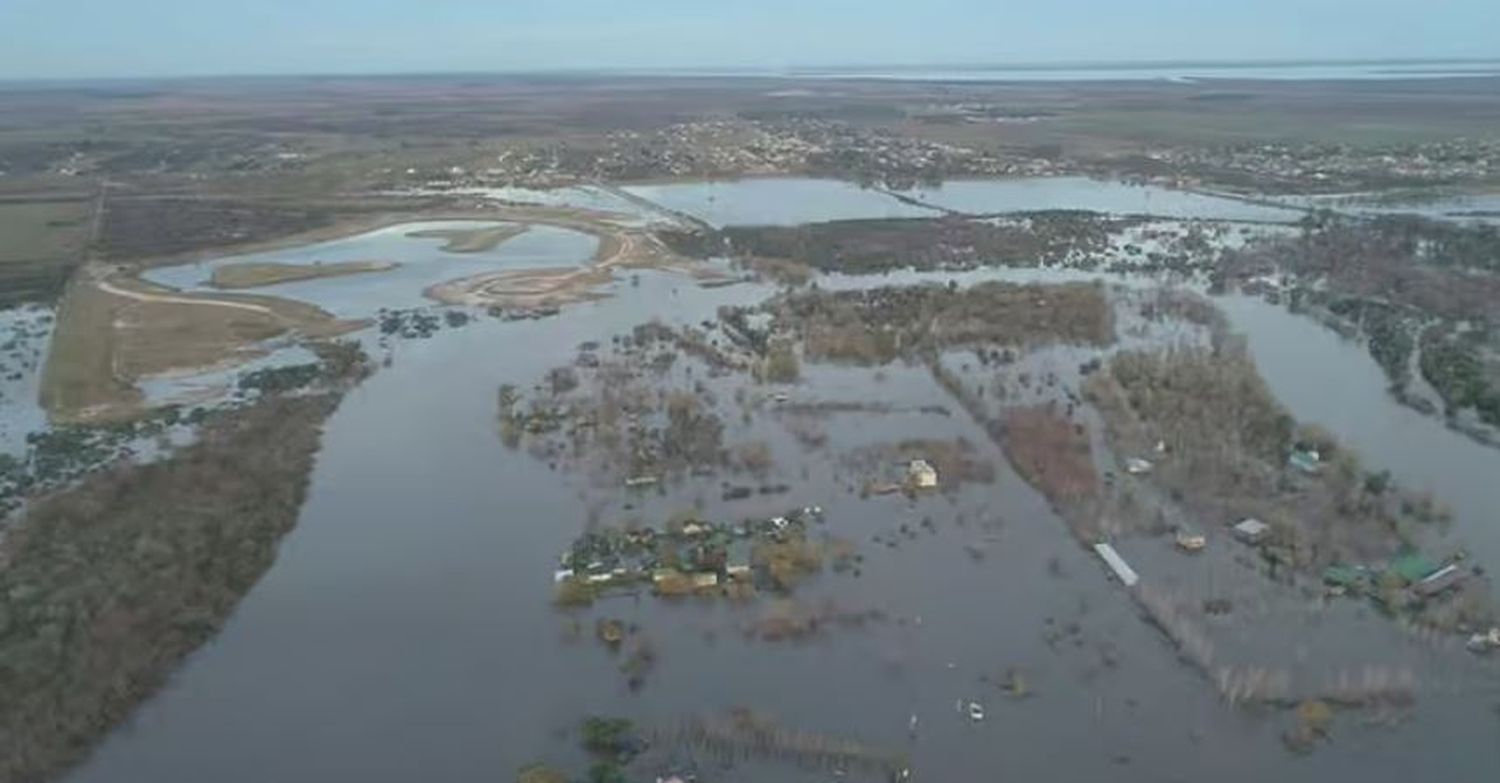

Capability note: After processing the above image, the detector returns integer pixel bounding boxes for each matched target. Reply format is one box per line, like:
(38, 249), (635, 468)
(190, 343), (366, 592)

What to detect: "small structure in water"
(1174, 528), (1206, 553)
(1322, 564), (1373, 595)
(907, 459), (939, 489)
(1232, 518), (1270, 545)
(1288, 448), (1322, 475)
(1466, 628), (1500, 654)
(1414, 563), (1467, 598)
(1093, 542), (1140, 587)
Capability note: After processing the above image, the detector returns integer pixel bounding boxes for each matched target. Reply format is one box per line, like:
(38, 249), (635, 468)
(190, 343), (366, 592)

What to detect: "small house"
(1288, 449), (1322, 475)
(1174, 529), (1206, 553)
(1232, 518), (1271, 544)
(1125, 458), (1154, 475)
(908, 459), (939, 489)
(691, 572), (719, 589)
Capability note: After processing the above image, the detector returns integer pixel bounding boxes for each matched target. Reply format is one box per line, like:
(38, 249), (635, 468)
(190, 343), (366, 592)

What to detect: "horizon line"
(3, 55), (1500, 87)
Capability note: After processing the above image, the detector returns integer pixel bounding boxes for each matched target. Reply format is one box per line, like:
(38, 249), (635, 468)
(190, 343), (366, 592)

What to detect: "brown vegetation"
(0, 393), (342, 783)
(745, 256), (815, 286)
(717, 213), (1125, 273)
(842, 437), (996, 493)
(764, 281), (1114, 366)
(751, 534), (825, 592)
(1000, 406), (1101, 538)
(100, 197), (335, 262)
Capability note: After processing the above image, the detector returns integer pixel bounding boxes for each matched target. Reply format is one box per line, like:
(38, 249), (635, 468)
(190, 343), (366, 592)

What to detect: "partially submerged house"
(908, 459), (939, 489)
(1232, 518), (1271, 545)
(1288, 448), (1322, 475)
(1174, 527), (1206, 553)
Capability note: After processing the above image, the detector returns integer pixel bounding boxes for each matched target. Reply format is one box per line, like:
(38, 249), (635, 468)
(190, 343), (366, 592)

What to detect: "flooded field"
(622, 178), (942, 227)
(3, 176), (1496, 783)
(622, 176), (1309, 227)
(0, 305), (53, 456)
(895, 177), (1305, 223)
(1280, 189), (1500, 225)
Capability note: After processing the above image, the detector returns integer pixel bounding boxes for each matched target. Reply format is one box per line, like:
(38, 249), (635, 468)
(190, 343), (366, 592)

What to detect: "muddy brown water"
(50, 183), (1500, 783)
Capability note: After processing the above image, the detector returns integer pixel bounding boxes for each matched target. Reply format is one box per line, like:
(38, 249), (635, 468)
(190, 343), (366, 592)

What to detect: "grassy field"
(39, 270), (140, 422)
(42, 266), (364, 423)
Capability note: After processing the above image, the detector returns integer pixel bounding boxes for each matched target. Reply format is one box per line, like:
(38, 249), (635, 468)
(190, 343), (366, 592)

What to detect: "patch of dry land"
(41, 263), (365, 423)
(209, 260), (397, 289)
(407, 223), (529, 253)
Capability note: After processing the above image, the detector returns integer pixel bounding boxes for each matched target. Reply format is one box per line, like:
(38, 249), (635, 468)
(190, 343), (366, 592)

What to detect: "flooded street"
(40, 178), (1500, 783)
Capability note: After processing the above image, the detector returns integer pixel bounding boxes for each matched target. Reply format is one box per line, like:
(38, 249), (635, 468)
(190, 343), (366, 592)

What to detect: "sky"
(1, 0), (1497, 80)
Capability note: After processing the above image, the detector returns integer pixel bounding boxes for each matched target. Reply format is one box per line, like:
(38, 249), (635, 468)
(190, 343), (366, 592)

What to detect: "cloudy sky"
(1, 0), (1496, 80)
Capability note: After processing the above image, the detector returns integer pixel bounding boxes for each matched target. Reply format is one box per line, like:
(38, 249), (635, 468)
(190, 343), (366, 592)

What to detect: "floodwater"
(0, 305), (52, 457)
(1279, 190), (1500, 226)
(1218, 294), (1500, 578)
(622, 176), (1308, 227)
(41, 186), (1500, 783)
(622, 178), (941, 226)
(895, 177), (1305, 223)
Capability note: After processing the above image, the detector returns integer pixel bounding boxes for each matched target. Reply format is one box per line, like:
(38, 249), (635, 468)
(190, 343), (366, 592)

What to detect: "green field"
(0, 199), (91, 305)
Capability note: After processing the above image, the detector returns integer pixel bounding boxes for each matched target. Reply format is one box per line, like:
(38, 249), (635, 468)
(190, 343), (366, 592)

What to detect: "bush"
(580, 716), (635, 758)
(761, 339), (801, 383)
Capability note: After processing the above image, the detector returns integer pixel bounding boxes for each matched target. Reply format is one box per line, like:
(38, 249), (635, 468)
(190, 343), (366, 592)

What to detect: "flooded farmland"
(3, 176), (1495, 783)
(621, 176), (1308, 227)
